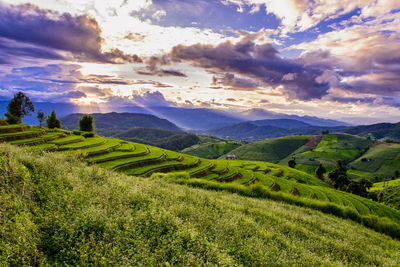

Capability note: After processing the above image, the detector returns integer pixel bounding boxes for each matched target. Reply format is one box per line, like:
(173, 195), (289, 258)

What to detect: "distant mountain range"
(0, 101), (350, 130)
(239, 108), (350, 127)
(208, 119), (400, 141)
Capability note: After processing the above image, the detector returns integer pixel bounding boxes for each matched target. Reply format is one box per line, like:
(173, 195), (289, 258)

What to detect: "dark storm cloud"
(0, 3), (142, 64)
(155, 39), (330, 100)
(137, 69), (187, 77)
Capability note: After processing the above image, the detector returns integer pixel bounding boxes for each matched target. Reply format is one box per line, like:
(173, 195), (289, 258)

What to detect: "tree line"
(3, 92), (94, 132)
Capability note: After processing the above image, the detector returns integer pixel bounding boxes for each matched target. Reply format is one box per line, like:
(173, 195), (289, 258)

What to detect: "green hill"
(349, 143), (400, 179)
(61, 112), (181, 131)
(224, 135), (313, 163)
(181, 141), (242, 159)
(98, 127), (200, 151)
(278, 133), (372, 174)
(2, 145), (400, 265)
(370, 179), (400, 210)
(206, 132), (400, 183)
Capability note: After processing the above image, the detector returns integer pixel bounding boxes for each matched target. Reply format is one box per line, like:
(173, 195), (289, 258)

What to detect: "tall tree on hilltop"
(4, 92), (35, 124)
(79, 114), (95, 132)
(46, 110), (62, 129)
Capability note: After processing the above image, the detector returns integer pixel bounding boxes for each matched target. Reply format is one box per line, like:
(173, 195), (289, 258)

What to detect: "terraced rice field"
(2, 124), (400, 229)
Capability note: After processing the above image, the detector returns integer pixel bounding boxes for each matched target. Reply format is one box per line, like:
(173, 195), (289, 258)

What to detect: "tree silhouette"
(315, 164), (326, 179)
(46, 110), (61, 129)
(288, 158), (296, 168)
(79, 114), (95, 132)
(4, 92), (34, 124)
(328, 160), (349, 190)
(37, 109), (45, 127)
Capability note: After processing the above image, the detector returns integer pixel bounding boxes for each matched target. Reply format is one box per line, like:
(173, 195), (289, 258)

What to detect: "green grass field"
(2, 124), (400, 240)
(1, 144), (400, 265)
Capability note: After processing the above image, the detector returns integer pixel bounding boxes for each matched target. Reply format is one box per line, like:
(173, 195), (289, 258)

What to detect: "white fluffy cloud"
(223, 0), (400, 33)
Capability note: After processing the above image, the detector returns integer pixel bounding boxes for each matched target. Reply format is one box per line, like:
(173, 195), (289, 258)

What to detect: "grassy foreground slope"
(2, 124), (400, 238)
(1, 145), (400, 266)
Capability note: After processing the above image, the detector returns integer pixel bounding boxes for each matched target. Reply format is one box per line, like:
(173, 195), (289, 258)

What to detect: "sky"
(0, 0), (399, 124)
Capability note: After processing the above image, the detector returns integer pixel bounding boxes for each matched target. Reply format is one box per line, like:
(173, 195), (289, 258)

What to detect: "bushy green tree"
(78, 114), (95, 132)
(288, 158), (296, 168)
(315, 164), (326, 179)
(4, 92), (34, 124)
(346, 178), (373, 197)
(46, 110), (61, 129)
(328, 160), (349, 190)
(37, 109), (45, 127)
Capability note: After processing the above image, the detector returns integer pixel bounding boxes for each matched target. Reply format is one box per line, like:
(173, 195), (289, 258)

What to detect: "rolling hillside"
(2, 123), (400, 241)
(370, 178), (400, 210)
(97, 127), (200, 151)
(227, 133), (400, 182)
(280, 133), (373, 173)
(224, 135), (313, 163)
(2, 145), (400, 265)
(349, 143), (400, 179)
(61, 112), (181, 131)
(181, 141), (242, 159)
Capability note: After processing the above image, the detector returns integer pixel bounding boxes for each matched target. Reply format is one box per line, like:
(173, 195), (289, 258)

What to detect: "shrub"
(72, 130), (83, 135)
(288, 158), (296, 168)
(368, 191), (378, 201)
(82, 132), (95, 138)
(0, 117), (9, 126)
(79, 114), (95, 132)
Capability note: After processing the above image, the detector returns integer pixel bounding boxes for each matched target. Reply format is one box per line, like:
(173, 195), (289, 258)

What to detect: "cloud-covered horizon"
(0, 0), (399, 124)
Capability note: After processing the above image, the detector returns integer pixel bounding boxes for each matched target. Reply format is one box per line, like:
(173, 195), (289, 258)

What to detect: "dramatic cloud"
(132, 90), (175, 107)
(0, 3), (142, 64)
(157, 38), (330, 100)
(212, 73), (259, 89)
(137, 69), (187, 77)
(295, 22), (400, 97)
